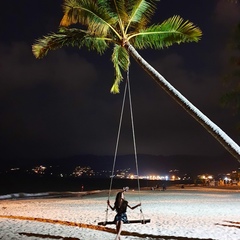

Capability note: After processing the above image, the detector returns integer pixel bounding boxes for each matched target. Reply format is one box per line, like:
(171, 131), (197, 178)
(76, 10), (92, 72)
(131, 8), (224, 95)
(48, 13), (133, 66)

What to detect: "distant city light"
(3, 162), (239, 187)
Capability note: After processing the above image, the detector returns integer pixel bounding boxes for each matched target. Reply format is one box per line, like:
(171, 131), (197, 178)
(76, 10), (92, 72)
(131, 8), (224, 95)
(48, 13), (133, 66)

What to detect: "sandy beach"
(0, 187), (240, 240)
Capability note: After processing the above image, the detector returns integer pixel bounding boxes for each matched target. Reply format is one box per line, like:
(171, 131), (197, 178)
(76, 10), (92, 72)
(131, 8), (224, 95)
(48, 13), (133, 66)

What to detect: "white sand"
(0, 187), (240, 240)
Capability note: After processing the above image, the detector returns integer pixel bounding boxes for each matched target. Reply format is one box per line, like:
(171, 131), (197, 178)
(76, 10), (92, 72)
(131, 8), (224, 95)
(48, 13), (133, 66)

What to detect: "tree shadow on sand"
(215, 220), (240, 229)
(19, 232), (79, 239)
(1, 215), (213, 240)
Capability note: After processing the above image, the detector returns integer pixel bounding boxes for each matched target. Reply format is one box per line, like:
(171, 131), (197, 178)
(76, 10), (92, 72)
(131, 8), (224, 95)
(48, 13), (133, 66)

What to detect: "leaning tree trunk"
(125, 42), (240, 163)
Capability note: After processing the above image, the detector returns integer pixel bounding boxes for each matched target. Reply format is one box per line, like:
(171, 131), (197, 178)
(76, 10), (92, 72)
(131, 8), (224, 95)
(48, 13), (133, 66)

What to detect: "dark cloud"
(214, 0), (240, 25)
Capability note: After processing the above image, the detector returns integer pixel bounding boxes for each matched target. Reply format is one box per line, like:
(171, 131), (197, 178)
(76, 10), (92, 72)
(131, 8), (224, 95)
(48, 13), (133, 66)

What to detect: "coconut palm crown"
(32, 0), (240, 162)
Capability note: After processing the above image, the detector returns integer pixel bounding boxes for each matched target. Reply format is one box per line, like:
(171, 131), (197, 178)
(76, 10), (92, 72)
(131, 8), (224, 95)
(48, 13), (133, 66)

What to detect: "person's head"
(116, 191), (123, 200)
(114, 191), (122, 208)
(114, 187), (128, 207)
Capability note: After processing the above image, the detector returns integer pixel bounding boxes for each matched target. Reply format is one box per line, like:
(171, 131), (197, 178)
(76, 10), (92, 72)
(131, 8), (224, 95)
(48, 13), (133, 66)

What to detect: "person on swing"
(107, 187), (141, 240)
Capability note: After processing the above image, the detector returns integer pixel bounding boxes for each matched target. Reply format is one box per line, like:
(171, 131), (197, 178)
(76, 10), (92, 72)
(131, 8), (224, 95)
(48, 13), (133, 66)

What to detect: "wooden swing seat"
(98, 219), (151, 226)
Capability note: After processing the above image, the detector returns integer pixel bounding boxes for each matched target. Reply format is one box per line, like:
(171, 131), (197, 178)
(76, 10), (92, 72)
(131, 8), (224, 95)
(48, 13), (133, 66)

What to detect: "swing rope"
(105, 68), (145, 223)
(105, 71), (128, 223)
(126, 69), (144, 217)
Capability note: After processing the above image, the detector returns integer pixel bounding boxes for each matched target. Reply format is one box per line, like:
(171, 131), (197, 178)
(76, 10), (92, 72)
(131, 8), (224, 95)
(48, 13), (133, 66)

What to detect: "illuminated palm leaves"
(32, 28), (87, 58)
(125, 0), (157, 32)
(131, 16), (203, 49)
(60, 0), (118, 37)
(111, 45), (130, 93)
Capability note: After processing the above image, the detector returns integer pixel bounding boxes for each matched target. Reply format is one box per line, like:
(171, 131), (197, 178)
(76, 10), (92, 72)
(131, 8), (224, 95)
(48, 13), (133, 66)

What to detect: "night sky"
(1, 0), (240, 167)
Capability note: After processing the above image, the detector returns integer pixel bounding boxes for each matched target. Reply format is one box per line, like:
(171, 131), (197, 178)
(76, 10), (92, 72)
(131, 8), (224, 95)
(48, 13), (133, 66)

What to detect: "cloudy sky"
(1, 0), (240, 166)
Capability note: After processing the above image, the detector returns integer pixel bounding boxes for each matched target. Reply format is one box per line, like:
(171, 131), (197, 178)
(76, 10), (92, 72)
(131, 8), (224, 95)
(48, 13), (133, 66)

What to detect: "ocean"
(0, 174), (183, 196)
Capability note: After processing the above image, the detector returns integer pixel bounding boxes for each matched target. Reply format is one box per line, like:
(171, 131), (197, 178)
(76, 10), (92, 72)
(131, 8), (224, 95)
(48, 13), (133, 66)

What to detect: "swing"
(98, 219), (151, 226)
(98, 69), (151, 226)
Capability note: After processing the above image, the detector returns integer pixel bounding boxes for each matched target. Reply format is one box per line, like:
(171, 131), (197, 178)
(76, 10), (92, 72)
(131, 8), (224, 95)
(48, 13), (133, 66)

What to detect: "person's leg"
(115, 221), (123, 240)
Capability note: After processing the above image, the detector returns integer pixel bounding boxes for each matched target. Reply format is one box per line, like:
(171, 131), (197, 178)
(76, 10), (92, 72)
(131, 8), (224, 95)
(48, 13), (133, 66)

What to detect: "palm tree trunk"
(125, 42), (240, 162)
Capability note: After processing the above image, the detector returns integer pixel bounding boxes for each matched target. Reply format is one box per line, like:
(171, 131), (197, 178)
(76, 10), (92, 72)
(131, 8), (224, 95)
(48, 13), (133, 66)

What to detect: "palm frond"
(81, 36), (109, 54)
(125, 0), (157, 33)
(60, 0), (118, 38)
(32, 27), (108, 59)
(32, 28), (87, 59)
(61, 0), (99, 26)
(110, 45), (130, 94)
(60, 0), (83, 26)
(102, 0), (128, 30)
(130, 16), (202, 49)
(128, 17), (149, 33)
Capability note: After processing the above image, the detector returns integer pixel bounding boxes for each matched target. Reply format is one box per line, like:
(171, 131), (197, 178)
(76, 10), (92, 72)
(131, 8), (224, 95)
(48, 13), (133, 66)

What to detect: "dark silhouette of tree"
(221, 23), (240, 132)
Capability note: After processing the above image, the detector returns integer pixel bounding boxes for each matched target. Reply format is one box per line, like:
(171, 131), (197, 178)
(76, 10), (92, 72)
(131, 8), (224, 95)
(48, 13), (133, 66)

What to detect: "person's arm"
(107, 200), (115, 211)
(128, 203), (141, 210)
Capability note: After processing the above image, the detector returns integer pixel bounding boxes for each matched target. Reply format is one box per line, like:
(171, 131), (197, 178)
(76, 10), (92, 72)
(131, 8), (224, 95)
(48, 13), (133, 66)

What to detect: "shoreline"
(1, 185), (239, 201)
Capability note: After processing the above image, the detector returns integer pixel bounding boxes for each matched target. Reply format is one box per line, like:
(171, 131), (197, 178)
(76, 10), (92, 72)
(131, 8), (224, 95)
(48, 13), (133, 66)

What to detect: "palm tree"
(32, 0), (240, 162)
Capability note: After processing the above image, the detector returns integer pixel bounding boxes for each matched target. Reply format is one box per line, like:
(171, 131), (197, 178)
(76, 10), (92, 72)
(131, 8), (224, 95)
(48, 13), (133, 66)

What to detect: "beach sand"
(0, 187), (240, 240)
